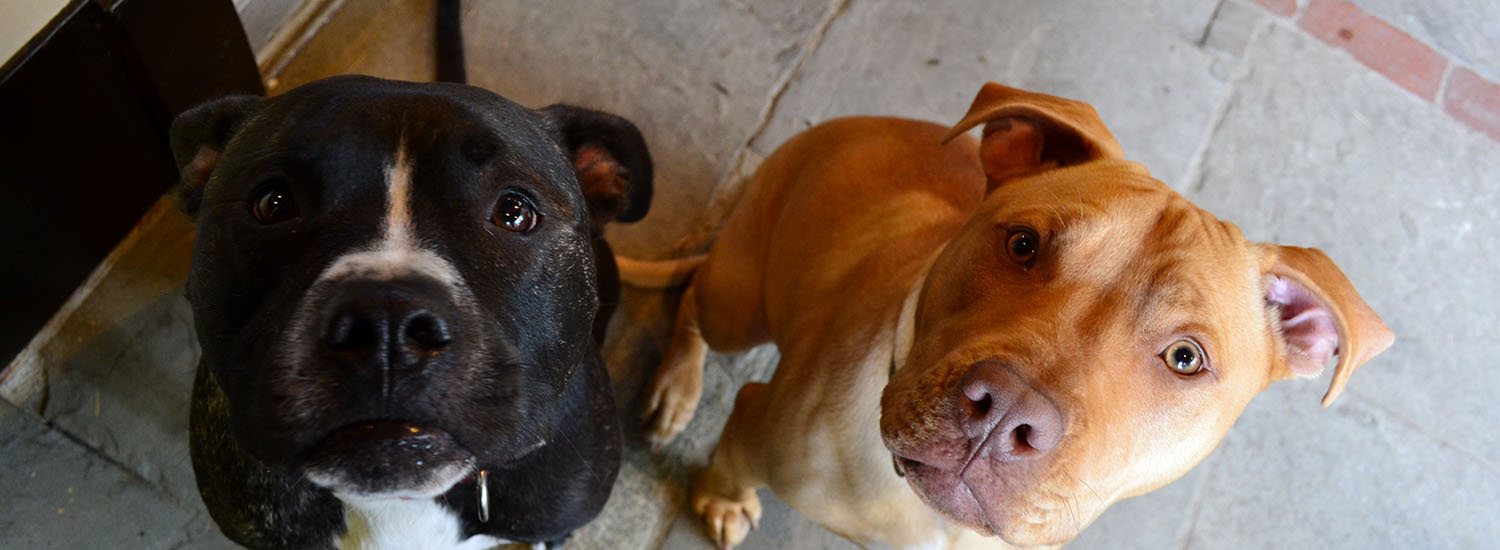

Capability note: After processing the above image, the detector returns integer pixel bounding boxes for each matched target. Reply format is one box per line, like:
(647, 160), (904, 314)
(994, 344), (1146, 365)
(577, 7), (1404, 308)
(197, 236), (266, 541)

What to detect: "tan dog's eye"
(492, 192), (539, 232)
(1162, 339), (1205, 375)
(1005, 228), (1039, 264)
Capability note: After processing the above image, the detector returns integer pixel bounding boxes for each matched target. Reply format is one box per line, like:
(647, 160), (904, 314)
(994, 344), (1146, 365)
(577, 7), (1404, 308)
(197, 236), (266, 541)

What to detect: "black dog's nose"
(400, 310), (452, 349)
(321, 287), (453, 374)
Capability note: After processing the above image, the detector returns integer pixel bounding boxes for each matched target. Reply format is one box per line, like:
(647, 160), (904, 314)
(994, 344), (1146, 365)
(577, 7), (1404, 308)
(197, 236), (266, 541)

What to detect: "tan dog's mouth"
(895, 455), (996, 535)
(883, 360), (1083, 546)
(896, 450), (1086, 546)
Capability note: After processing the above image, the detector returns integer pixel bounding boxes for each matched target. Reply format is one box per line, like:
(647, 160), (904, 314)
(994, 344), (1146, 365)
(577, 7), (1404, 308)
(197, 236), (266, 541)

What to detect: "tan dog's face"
(879, 84), (1391, 547)
(883, 166), (1267, 545)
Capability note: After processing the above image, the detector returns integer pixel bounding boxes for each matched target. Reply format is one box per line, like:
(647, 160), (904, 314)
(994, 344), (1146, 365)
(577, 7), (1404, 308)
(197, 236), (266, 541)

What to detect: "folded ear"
(540, 104), (654, 225)
(942, 82), (1124, 191)
(1262, 245), (1394, 406)
(169, 95), (262, 218)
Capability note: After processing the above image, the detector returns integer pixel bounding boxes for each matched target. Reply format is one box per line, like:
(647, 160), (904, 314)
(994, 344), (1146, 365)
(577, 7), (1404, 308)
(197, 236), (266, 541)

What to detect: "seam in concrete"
(670, 0), (852, 255)
(1182, 83), (1236, 194)
(1195, 0), (1229, 47)
(1343, 388), (1500, 477)
(42, 412), (205, 516)
(48, 420), (154, 487)
(1184, 17), (1272, 195)
(1271, 0), (1500, 137)
(1271, 15), (1443, 112)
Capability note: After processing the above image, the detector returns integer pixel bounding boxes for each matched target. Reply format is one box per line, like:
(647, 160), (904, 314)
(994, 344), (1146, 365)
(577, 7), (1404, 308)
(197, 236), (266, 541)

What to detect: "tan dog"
(632, 83), (1393, 549)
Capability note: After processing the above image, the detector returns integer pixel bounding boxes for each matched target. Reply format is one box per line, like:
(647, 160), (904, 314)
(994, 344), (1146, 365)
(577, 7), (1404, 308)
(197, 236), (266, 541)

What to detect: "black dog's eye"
(1161, 339), (1205, 375)
(1005, 228), (1039, 264)
(251, 183), (298, 224)
(492, 193), (539, 233)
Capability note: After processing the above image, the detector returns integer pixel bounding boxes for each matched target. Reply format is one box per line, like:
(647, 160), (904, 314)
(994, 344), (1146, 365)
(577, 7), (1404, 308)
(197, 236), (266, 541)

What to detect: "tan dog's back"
(705, 118), (983, 350)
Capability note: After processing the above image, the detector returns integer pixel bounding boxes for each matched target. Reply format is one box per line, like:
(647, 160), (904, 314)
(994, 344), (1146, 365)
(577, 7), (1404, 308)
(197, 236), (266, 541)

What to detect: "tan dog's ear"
(942, 82), (1125, 191)
(1262, 245), (1394, 406)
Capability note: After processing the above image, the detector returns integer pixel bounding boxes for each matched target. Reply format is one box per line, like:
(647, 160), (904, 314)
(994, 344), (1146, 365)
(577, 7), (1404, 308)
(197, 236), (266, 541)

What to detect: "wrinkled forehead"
(212, 77), (585, 215)
(239, 77), (562, 164)
(985, 161), (1257, 302)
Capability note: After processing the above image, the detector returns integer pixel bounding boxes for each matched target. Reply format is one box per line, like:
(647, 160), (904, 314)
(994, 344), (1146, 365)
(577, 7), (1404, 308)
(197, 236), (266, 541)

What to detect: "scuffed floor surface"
(3, 1), (1498, 548)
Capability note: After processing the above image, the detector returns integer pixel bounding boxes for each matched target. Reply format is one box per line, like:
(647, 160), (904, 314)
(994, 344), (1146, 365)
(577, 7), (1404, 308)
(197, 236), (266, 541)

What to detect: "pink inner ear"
(572, 143), (629, 221)
(184, 147), (221, 188)
(1267, 275), (1340, 378)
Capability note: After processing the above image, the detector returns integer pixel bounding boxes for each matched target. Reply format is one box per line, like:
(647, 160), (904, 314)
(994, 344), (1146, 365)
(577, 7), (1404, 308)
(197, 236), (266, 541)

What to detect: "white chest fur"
(334, 497), (514, 550)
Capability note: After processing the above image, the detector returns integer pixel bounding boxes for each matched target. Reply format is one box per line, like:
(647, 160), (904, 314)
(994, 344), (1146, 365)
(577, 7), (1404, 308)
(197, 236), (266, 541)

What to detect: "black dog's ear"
(169, 95), (261, 217)
(541, 104), (654, 224)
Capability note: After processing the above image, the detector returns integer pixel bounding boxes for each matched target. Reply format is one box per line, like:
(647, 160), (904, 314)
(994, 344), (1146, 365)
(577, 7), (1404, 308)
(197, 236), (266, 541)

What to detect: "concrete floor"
(3, 0), (1499, 548)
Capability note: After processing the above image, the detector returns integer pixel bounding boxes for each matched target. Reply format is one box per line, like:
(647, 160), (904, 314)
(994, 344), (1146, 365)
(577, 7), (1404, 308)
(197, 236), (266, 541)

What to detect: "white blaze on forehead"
(386, 147), (415, 246)
(318, 144), (462, 287)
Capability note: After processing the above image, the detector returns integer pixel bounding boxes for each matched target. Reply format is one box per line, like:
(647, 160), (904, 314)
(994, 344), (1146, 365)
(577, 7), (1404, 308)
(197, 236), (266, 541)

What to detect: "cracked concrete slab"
(0, 400), (235, 549)
(1124, 0), (1226, 44)
(2, 199), (205, 512)
(463, 0), (845, 254)
(37, 290), (201, 510)
(1351, 0), (1500, 83)
(5, 0), (1498, 548)
(1202, 0), (1267, 58)
(1188, 22), (1500, 468)
(750, 0), (1230, 190)
(268, 0), (845, 258)
(1183, 384), (1500, 549)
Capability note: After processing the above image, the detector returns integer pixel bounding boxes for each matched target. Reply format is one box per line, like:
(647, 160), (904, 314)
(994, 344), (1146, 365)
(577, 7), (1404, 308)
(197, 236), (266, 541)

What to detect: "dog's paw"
(692, 486), (761, 550)
(639, 356), (703, 450)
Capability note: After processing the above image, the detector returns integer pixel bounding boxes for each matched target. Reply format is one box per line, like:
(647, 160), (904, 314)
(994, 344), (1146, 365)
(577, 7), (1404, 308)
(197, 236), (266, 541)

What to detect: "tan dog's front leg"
(640, 283), (708, 449)
(693, 382), (769, 549)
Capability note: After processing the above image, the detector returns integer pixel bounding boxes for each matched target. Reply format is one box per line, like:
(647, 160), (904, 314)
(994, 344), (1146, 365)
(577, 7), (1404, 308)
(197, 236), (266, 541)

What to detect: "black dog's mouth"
(300, 420), (477, 498)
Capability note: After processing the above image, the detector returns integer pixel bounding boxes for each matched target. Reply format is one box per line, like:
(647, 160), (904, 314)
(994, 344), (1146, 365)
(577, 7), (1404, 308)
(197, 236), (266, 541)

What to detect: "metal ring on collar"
(477, 469), (490, 523)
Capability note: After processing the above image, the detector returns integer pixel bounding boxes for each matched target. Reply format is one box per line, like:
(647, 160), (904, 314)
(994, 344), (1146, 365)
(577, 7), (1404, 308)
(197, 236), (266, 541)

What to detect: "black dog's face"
(173, 76), (649, 499)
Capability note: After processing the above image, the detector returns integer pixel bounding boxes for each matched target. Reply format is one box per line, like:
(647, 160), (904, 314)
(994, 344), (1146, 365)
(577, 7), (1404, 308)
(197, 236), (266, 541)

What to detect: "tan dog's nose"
(959, 362), (1063, 461)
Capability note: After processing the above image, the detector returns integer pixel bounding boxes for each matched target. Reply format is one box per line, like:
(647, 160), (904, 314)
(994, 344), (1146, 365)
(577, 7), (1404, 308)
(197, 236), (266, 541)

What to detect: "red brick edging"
(1445, 67), (1500, 143)
(1253, 0), (1500, 143)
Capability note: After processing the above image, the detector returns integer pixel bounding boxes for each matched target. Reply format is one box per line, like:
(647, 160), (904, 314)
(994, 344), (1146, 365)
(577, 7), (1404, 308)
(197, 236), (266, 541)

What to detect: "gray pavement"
(3, 0), (1497, 548)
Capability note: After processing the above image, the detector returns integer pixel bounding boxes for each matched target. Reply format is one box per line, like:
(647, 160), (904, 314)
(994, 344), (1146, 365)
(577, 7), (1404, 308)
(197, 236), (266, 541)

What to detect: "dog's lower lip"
(300, 420), (472, 465)
(958, 481), (1001, 536)
(894, 455), (924, 476)
(898, 454), (1001, 537)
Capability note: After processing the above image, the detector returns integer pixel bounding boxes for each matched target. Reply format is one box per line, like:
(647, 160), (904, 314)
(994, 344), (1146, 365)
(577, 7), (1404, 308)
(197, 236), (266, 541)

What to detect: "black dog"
(170, 3), (647, 547)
